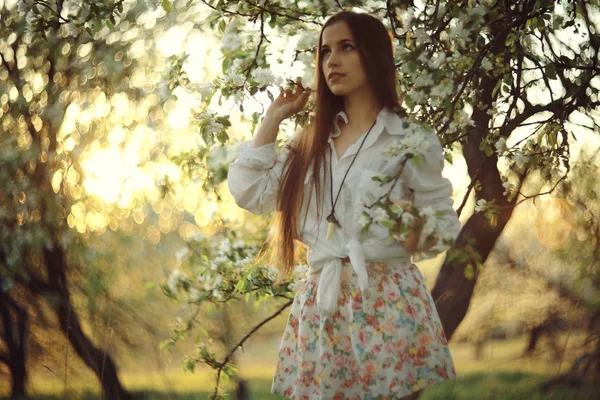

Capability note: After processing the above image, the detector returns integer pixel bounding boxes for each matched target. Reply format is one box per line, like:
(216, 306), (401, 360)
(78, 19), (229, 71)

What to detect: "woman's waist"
(308, 257), (412, 278)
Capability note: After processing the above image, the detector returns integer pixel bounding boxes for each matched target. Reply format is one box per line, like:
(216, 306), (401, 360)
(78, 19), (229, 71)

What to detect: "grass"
(7, 372), (599, 400)
(2, 332), (598, 399)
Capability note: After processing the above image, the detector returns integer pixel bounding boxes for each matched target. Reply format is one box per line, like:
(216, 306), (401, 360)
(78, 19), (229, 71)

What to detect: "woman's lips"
(329, 73), (345, 82)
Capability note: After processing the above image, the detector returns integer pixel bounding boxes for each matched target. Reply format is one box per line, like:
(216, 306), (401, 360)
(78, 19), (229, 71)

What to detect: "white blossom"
(474, 199), (488, 213)
(402, 8), (416, 29)
(502, 181), (514, 196)
(495, 137), (507, 154)
(430, 81), (453, 98)
(358, 214), (371, 228)
(513, 150), (528, 168)
(293, 264), (309, 276)
(297, 52), (315, 68)
(175, 246), (189, 264)
(214, 274), (223, 287)
(428, 53), (447, 69)
(448, 23), (468, 41)
(167, 269), (187, 294)
(214, 255), (229, 265)
(189, 288), (201, 302)
(372, 207), (391, 223)
(222, 33), (242, 51)
(25, 10), (36, 24)
(465, 7), (486, 22)
(222, 72), (245, 87)
(296, 30), (318, 50)
(419, 207), (438, 237)
(217, 239), (231, 255)
(300, 71), (315, 89)
(205, 120), (224, 136)
(413, 89), (429, 104)
(401, 212), (416, 227)
(18, 0), (34, 14)
(212, 289), (224, 300)
(480, 57), (493, 71)
(413, 28), (430, 44)
(383, 130), (430, 160)
(251, 67), (275, 87)
(266, 266), (279, 281)
(231, 89), (245, 103)
(199, 82), (214, 99)
(414, 74), (434, 88)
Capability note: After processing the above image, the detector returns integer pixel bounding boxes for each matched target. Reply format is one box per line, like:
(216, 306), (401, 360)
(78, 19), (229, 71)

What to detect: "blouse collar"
(330, 107), (405, 139)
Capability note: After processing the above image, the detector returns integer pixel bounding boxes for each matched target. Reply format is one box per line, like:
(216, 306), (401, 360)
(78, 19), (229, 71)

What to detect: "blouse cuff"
(234, 141), (277, 169)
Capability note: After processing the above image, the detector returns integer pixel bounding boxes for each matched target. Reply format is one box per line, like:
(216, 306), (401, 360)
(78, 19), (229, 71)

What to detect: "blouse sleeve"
(227, 140), (288, 215)
(404, 129), (461, 262)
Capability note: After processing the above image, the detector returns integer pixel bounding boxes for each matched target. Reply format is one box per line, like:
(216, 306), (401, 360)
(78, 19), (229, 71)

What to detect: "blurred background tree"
(0, 0), (185, 398)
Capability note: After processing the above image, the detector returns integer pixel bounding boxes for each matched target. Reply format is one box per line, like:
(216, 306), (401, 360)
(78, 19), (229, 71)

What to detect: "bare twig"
(211, 299), (293, 399)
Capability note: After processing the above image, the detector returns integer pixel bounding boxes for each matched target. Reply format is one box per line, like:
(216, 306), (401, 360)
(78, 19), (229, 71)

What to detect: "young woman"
(227, 10), (461, 400)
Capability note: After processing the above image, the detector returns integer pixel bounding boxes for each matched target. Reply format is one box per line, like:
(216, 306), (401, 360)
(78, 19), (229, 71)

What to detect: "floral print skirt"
(271, 260), (456, 400)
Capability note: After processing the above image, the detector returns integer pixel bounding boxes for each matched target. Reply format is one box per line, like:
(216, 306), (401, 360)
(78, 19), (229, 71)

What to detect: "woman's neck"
(342, 90), (383, 130)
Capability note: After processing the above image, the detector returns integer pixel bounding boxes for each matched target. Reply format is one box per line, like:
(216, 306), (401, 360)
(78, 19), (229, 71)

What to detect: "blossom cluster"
(383, 130), (430, 164)
(164, 230), (307, 306)
(360, 202), (455, 254)
(360, 130), (455, 254)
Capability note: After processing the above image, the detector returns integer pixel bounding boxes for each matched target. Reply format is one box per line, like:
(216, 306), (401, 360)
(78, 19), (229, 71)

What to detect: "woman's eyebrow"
(320, 38), (354, 49)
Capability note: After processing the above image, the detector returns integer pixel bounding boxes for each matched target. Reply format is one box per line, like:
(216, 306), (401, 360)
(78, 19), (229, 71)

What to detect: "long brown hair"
(272, 11), (401, 281)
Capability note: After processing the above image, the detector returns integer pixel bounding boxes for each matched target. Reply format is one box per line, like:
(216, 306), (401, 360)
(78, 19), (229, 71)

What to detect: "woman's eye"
(322, 49), (331, 56)
(343, 44), (354, 50)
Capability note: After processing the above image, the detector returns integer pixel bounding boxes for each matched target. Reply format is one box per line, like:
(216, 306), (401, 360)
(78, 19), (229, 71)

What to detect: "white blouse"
(227, 106), (461, 316)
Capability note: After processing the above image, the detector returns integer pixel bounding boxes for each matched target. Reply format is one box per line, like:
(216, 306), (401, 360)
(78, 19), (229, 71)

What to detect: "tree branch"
(212, 299), (293, 398)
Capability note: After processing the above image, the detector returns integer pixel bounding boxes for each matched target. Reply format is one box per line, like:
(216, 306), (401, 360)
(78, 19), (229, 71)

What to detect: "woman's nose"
(326, 51), (340, 67)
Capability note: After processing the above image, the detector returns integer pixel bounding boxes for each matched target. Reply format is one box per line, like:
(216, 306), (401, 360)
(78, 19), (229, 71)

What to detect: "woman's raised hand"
(266, 79), (312, 123)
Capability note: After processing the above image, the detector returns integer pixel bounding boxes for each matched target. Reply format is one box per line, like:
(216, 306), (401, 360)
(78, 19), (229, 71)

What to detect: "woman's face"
(320, 21), (369, 98)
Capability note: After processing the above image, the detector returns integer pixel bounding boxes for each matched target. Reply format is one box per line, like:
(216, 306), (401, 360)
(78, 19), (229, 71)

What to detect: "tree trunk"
(44, 246), (132, 400)
(430, 3), (530, 338)
(432, 209), (514, 339)
(0, 290), (28, 399)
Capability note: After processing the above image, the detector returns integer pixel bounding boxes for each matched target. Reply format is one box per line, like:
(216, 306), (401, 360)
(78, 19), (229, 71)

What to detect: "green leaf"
(548, 130), (557, 147)
(444, 152), (454, 164)
(492, 80), (502, 98)
(380, 220), (394, 229)
(464, 263), (475, 280)
(484, 143), (493, 157)
(537, 17), (546, 32)
(218, 19), (226, 33)
(161, 0), (172, 12)
(505, 33), (517, 47)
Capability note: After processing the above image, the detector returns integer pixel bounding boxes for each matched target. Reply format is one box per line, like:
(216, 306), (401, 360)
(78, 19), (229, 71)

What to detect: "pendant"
(326, 213), (341, 240)
(326, 221), (336, 240)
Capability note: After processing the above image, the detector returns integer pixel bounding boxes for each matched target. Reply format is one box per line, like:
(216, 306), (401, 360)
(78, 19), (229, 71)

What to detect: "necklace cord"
(328, 118), (378, 227)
